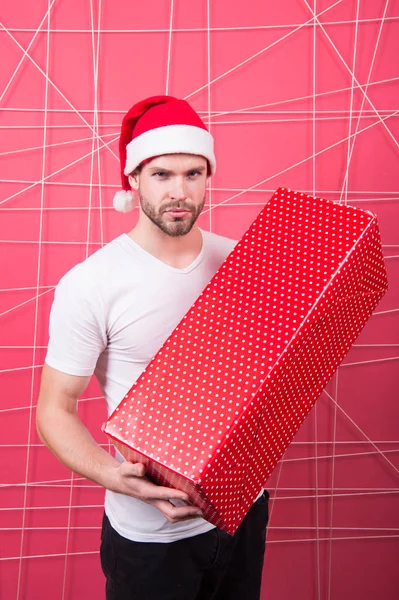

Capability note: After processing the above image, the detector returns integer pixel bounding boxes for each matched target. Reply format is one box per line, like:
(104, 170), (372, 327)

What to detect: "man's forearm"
(36, 407), (120, 491)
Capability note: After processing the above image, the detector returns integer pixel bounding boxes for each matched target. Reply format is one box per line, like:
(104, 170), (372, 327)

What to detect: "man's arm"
(36, 364), (203, 523)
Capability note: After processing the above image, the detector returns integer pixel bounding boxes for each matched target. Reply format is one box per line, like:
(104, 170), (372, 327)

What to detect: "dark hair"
(132, 164), (144, 176)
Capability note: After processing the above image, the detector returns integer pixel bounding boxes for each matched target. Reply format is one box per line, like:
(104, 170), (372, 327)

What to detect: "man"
(36, 96), (269, 600)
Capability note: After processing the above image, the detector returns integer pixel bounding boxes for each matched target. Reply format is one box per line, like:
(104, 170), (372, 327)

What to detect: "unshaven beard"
(139, 192), (206, 237)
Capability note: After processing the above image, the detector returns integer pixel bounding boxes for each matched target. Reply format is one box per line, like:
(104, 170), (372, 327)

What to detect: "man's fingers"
(120, 464), (191, 502)
(117, 462), (204, 522)
(152, 486), (190, 502)
(153, 499), (203, 523)
(142, 482), (191, 502)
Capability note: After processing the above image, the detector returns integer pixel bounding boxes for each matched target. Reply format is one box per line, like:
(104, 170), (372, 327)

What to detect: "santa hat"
(113, 95), (216, 212)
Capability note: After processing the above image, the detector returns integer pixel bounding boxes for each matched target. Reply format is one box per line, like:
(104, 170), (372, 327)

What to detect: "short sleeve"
(45, 265), (107, 377)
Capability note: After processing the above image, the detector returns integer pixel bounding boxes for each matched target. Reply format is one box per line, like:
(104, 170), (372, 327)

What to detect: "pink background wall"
(1, 1), (398, 599)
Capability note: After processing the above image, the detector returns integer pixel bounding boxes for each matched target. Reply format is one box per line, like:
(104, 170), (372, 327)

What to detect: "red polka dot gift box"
(102, 187), (388, 535)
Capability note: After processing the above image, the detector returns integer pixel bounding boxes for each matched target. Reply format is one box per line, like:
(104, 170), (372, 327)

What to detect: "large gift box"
(103, 188), (388, 534)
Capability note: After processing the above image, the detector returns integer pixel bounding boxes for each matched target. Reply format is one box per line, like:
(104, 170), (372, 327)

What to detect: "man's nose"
(169, 177), (187, 201)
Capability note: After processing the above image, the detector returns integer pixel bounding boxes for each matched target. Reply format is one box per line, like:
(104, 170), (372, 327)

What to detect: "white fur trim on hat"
(113, 190), (135, 213)
(124, 124), (216, 176)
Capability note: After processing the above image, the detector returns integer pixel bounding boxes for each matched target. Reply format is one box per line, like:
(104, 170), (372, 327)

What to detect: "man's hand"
(109, 461), (203, 524)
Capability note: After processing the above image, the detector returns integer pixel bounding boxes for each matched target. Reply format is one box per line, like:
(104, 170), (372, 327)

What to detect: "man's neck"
(127, 220), (203, 270)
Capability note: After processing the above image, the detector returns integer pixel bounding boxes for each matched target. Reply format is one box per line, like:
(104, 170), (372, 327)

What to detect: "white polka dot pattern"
(103, 187), (388, 535)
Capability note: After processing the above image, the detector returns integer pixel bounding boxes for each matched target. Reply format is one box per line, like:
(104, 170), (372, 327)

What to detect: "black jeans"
(100, 490), (269, 600)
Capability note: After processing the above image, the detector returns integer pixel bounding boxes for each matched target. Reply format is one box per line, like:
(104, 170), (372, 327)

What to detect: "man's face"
(128, 154), (208, 237)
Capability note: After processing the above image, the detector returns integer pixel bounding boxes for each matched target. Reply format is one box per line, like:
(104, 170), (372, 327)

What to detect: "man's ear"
(128, 172), (139, 191)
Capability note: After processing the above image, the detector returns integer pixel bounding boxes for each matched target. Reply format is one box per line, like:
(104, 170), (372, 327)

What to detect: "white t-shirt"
(45, 228), (241, 542)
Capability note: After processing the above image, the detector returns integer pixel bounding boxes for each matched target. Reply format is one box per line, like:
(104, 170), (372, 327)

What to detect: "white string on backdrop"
(4, 113), (398, 127)
(207, 0), (212, 232)
(206, 75), (399, 119)
(1, 194), (399, 208)
(324, 390), (399, 477)
(6, 532), (399, 563)
(339, 0), (391, 202)
(1, 75), (399, 119)
(0, 22), (118, 159)
(199, 109), (399, 217)
(311, 5), (321, 595)
(0, 0), (57, 104)
(0, 131), (117, 158)
(302, 0), (398, 150)
(2, 14), (399, 34)
(60, 2), (103, 597)
(3, 107), (399, 116)
(341, 0), (361, 204)
(327, 0), (359, 590)
(0, 135), (119, 206)
(328, 370), (340, 599)
(15, 0), (51, 596)
(165, 0), (174, 96)
(0, 288), (54, 318)
(183, 0), (345, 101)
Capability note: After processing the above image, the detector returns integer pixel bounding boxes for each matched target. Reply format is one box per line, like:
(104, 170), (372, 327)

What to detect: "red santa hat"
(113, 95), (216, 212)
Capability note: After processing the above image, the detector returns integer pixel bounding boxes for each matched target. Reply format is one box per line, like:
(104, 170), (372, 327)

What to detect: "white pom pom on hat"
(112, 190), (135, 213)
(113, 95), (216, 212)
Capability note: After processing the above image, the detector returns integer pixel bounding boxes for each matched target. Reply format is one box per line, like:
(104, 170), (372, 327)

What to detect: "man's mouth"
(165, 208), (191, 215)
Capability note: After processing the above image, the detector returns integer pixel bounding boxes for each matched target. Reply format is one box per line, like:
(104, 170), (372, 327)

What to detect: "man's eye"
(188, 171), (200, 178)
(153, 172), (167, 177)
